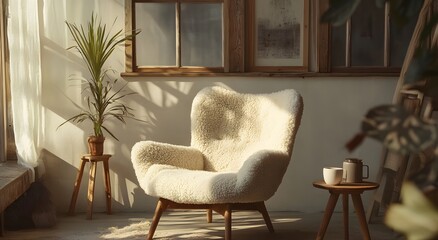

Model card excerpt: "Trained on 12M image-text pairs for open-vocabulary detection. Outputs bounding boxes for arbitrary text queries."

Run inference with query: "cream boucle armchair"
[131,86,303,240]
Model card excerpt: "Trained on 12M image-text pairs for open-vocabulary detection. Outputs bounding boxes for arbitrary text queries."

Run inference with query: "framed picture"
[247,0,309,72]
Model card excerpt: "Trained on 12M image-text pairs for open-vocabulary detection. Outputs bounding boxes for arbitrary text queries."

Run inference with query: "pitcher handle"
[363,164,369,179]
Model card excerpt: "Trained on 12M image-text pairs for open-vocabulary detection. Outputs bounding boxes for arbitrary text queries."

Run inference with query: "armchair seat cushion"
[140,149,291,204]
[144,165,239,204]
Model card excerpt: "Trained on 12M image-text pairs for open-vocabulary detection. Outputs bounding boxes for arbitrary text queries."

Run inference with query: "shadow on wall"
[39,149,80,212]
[40,149,151,213]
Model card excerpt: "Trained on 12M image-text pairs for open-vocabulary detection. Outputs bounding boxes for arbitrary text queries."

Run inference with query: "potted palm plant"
[59,14,140,156]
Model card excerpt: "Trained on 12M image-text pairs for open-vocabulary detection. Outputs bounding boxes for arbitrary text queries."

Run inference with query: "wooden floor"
[1,210,404,240]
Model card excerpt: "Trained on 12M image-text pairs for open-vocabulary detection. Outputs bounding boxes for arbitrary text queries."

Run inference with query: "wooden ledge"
[121,71,400,79]
[0,161,33,213]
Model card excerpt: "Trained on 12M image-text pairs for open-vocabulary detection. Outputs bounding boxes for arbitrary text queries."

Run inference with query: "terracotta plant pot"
[87,136,105,156]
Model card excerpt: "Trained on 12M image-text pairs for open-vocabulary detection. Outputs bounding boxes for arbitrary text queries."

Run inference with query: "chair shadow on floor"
[101,211,314,240]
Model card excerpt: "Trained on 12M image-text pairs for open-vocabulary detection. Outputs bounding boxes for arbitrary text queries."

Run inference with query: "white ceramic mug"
[323,167,343,185]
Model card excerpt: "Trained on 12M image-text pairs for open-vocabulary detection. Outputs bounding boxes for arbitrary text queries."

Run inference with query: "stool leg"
[316,192,340,240]
[103,159,112,215]
[342,193,349,240]
[87,161,98,220]
[351,193,371,240]
[68,159,86,215]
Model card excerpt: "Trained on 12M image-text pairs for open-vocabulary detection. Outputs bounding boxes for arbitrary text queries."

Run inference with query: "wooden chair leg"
[207,209,213,223]
[148,199,168,240]
[224,206,232,240]
[257,202,274,233]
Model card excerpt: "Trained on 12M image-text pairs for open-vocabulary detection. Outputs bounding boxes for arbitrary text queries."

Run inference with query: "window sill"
[121,71,400,79]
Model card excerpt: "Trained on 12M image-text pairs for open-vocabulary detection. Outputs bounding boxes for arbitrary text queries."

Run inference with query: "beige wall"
[38,0,397,213]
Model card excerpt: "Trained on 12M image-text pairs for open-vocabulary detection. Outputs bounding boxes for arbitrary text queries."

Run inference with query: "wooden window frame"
[125,0,316,77]
[126,0,247,74]
[126,0,417,77]
[0,0,16,161]
[317,0,406,74]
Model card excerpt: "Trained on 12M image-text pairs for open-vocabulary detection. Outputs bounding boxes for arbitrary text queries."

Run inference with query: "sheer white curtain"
[7,0,42,170]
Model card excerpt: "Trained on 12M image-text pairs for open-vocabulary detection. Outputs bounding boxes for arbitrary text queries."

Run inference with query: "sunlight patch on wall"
[146,82,179,108]
[111,172,138,207]
[126,178,138,208]
[42,107,86,165]
[167,81,194,95]
[164,92,178,108]
[42,0,68,46]
[112,172,124,206]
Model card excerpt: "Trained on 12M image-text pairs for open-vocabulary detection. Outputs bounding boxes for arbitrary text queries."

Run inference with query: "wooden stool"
[68,154,112,219]
[313,180,379,240]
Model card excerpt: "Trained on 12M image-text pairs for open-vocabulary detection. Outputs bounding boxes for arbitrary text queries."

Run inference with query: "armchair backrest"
[191,87,303,172]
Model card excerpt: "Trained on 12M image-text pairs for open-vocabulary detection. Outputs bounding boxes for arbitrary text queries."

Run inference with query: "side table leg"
[68,160,86,215]
[316,192,340,240]
[342,193,349,240]
[87,161,98,220]
[103,159,112,215]
[351,194,371,240]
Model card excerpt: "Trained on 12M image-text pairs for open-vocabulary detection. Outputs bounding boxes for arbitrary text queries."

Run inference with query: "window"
[126,0,421,76]
[318,0,419,74]
[127,0,230,73]
[126,0,311,75]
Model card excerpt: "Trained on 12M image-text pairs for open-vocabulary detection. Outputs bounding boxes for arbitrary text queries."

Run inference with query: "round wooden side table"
[313,180,379,240]
[68,154,112,220]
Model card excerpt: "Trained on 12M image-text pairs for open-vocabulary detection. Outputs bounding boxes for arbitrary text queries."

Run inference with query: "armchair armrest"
[236,150,290,201]
[131,141,204,176]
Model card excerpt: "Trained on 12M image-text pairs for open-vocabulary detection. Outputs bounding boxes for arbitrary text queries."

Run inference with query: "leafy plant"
[323,0,438,239]
[59,14,140,140]
[386,182,438,240]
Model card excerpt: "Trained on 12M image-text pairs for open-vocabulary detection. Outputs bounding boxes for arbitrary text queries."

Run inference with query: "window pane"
[330,23,346,67]
[389,9,417,67]
[390,13,417,67]
[180,3,223,67]
[350,1,385,66]
[135,3,176,66]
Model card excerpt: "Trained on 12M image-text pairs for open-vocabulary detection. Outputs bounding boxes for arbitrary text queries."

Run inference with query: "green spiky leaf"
[60,13,141,140]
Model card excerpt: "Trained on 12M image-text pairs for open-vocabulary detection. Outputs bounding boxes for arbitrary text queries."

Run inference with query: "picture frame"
[247,0,309,72]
